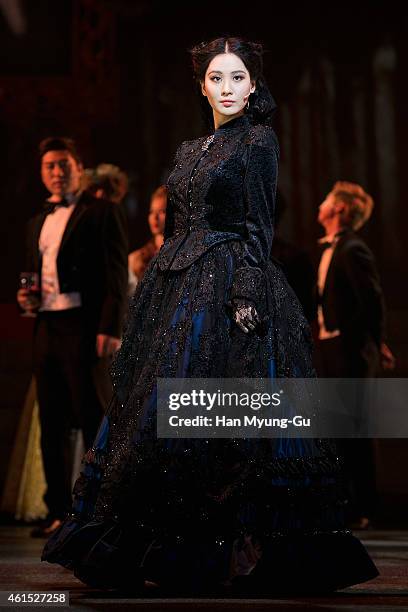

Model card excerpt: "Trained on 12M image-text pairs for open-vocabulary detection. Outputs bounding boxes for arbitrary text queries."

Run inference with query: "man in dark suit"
[316,180,394,528]
[17,137,128,536]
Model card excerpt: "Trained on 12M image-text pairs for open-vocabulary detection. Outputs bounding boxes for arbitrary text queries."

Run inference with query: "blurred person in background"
[16,137,128,537]
[83,162,129,205]
[316,180,395,529]
[128,185,167,283]
[83,163,136,295]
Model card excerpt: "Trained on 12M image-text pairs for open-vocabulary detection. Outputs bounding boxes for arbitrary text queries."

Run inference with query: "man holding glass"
[17,137,128,537]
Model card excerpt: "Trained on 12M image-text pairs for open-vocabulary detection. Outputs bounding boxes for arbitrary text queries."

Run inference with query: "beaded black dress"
[42,115,378,593]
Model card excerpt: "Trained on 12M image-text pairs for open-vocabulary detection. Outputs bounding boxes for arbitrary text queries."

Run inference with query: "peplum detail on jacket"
[158,115,279,310]
[157,228,243,271]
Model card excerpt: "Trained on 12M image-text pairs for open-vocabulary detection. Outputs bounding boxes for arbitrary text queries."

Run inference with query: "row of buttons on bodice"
[185,135,216,232]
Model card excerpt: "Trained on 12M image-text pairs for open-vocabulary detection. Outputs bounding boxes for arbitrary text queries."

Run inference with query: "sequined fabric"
[42,115,378,592]
[158,115,278,306]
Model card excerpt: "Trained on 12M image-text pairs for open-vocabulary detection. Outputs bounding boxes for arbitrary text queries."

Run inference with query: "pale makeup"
[201,52,256,129]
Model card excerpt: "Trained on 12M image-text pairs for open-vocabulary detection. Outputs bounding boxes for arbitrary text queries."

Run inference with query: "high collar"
[214,114,250,134]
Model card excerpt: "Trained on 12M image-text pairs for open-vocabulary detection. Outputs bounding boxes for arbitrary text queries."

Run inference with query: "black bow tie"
[44,197,71,213]
[319,241,333,251]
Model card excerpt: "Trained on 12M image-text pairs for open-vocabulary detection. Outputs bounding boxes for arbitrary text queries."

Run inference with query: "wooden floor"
[0,526,407,611]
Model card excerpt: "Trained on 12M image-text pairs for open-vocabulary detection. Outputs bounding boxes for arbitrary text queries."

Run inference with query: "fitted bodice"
[157,115,279,306]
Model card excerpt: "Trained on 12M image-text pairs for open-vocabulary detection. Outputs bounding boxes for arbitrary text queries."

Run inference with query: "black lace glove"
[231,298,261,334]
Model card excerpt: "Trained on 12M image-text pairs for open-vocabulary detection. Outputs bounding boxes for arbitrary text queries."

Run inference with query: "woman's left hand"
[232,298,260,333]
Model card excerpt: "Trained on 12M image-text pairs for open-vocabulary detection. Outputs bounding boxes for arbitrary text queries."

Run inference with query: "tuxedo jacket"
[320,229,385,351]
[25,190,128,339]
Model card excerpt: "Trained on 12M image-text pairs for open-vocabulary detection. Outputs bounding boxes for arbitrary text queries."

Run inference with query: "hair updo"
[190,36,277,127]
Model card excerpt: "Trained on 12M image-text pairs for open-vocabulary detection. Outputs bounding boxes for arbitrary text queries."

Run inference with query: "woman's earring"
[246,98,250,110]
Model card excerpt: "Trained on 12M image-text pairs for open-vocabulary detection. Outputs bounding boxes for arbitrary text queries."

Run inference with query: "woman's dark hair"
[190,37,276,128]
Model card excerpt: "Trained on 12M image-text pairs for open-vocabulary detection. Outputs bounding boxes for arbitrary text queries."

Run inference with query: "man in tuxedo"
[17,137,128,536]
[316,180,394,528]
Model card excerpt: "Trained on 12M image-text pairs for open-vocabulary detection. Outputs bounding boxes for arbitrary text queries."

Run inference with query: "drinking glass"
[19,272,40,317]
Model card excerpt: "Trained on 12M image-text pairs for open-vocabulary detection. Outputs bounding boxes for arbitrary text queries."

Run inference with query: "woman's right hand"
[17,288,40,312]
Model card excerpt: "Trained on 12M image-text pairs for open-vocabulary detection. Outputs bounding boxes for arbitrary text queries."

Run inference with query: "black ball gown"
[42,115,378,593]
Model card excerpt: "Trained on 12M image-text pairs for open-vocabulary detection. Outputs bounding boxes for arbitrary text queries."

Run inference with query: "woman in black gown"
[42,37,378,594]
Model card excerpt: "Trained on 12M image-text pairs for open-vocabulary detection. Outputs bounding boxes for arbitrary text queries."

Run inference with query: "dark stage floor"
[0,526,407,611]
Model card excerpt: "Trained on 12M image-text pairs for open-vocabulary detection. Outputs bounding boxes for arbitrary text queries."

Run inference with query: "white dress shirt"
[39,195,82,311]
[317,234,340,340]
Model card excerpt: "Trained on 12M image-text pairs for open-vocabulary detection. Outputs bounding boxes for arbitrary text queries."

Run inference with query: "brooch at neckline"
[201,134,215,151]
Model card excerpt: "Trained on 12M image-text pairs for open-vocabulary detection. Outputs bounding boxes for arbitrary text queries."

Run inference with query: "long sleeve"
[230,127,279,306]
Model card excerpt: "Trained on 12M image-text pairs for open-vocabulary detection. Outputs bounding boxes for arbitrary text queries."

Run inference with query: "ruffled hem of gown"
[42,515,378,594]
